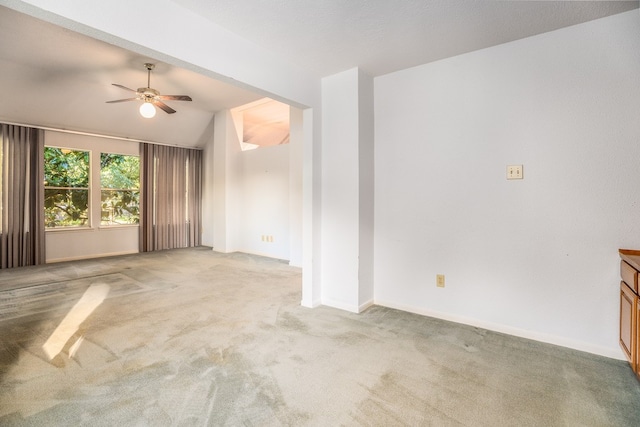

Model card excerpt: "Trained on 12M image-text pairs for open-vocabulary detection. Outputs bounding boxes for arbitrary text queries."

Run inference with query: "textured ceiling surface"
[171,0,638,77]
[0,1,637,146]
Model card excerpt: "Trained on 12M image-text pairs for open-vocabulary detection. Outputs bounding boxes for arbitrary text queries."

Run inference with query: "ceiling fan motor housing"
[138,87,160,101]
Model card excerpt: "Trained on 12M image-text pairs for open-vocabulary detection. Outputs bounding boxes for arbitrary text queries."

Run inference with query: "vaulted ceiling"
[0,5,264,147]
[0,1,636,147]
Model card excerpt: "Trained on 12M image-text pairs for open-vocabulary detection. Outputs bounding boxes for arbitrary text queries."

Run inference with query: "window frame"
[44,145,91,230]
[99,152,140,227]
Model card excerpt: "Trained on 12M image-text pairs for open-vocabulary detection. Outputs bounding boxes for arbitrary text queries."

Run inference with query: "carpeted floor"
[1,247,639,426]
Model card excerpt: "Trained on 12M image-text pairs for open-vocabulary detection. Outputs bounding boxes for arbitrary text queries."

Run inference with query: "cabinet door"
[620,281,636,365]
[635,301,640,377]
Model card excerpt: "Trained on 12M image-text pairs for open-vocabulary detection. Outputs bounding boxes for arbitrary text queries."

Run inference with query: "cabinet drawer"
[621,261,639,293]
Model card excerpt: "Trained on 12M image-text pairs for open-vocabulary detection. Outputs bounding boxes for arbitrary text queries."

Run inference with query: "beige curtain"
[139,143,202,252]
[0,123,45,268]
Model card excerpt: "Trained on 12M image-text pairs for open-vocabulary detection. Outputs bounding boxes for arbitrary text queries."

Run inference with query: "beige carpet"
[1,247,639,426]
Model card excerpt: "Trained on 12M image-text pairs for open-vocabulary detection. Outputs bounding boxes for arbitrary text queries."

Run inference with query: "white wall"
[238,145,290,260]
[374,11,640,358]
[200,117,216,247]
[44,131,139,262]
[289,107,304,268]
[208,110,295,261]
[209,110,241,253]
[321,68,375,312]
[358,70,375,309]
[321,70,361,311]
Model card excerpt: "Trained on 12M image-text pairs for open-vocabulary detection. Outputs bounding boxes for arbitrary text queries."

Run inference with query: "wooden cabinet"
[635,301,640,375]
[619,249,640,379]
[620,280,636,363]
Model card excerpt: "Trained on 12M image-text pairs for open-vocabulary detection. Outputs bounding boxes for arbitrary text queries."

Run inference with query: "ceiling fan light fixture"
[107,63,192,115]
[139,101,156,118]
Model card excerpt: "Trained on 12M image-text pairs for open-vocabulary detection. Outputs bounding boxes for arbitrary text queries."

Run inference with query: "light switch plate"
[507,165,523,180]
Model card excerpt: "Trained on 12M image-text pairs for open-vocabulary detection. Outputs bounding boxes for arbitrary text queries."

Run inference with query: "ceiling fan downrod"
[144,63,155,89]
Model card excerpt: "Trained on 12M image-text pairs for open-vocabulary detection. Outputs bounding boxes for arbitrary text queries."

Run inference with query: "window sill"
[45,226,94,233]
[98,224,139,230]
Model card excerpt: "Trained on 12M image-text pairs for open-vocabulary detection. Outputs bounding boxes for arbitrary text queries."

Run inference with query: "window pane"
[44,147,90,229]
[100,154,140,190]
[101,154,139,226]
[44,189,89,227]
[101,190,140,225]
[44,147,89,188]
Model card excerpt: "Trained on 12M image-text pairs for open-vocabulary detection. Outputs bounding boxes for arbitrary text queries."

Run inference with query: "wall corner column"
[320,68,374,312]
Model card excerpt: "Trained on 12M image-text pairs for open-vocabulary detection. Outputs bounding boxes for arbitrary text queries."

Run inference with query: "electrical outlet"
[436,274,445,288]
[507,165,523,180]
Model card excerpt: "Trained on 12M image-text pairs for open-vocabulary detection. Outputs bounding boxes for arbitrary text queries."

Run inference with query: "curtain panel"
[0,123,45,268]
[139,143,202,252]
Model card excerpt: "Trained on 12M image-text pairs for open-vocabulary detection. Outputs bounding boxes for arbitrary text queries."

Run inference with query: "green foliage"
[101,190,140,225]
[44,147,89,187]
[44,149,140,227]
[100,154,140,225]
[44,189,89,227]
[44,148,89,227]
[100,154,140,190]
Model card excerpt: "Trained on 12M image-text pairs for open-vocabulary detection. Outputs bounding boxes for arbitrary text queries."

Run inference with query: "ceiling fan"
[106,63,192,118]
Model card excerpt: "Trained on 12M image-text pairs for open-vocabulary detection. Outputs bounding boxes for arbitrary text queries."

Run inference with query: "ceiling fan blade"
[112,83,137,92]
[157,95,192,101]
[106,98,139,103]
[154,100,176,114]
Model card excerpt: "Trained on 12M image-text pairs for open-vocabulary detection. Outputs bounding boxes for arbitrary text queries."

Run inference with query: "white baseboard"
[301,298,321,309]
[289,260,303,268]
[321,298,361,314]
[374,299,625,360]
[321,298,374,314]
[358,299,375,313]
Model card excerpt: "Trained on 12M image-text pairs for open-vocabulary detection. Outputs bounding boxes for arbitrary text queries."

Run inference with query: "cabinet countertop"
[620,249,640,272]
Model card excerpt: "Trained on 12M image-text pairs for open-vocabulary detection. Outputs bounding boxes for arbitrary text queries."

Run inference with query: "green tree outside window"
[100,153,140,225]
[44,147,90,227]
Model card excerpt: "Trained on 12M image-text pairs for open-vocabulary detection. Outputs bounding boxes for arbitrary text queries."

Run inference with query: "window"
[44,147,90,228]
[100,153,140,225]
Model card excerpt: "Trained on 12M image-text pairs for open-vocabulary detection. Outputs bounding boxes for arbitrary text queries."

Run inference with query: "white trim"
[358,299,375,313]
[321,298,360,313]
[97,224,140,230]
[46,250,138,264]
[301,298,321,309]
[45,226,95,233]
[374,299,625,360]
[0,118,202,150]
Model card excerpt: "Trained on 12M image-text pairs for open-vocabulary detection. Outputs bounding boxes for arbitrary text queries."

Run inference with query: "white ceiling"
[0,1,637,147]
[173,0,638,77]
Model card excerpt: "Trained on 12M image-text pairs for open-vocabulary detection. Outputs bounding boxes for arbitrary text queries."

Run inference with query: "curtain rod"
[0,119,204,150]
